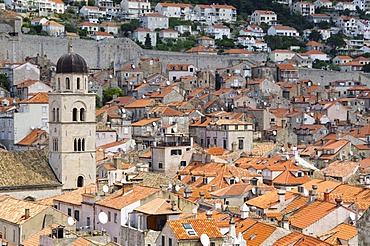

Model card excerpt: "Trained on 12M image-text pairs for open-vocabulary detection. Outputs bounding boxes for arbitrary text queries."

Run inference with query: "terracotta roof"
[158,2,193,8]
[124,99,155,108]
[16,79,39,88]
[276,64,297,71]
[255,10,276,15]
[289,201,338,229]
[222,49,253,55]
[273,170,311,186]
[93,31,113,36]
[321,160,359,179]
[212,24,229,29]
[290,179,341,195]
[167,64,194,71]
[246,190,297,209]
[273,231,331,246]
[96,186,159,210]
[131,117,161,126]
[242,221,277,246]
[134,198,181,215]
[142,13,168,18]
[19,92,49,104]
[205,147,225,156]
[0,196,48,224]
[167,219,223,240]
[186,46,217,53]
[272,25,297,31]
[53,183,97,206]
[16,129,47,146]
[212,4,236,9]
[318,223,358,244]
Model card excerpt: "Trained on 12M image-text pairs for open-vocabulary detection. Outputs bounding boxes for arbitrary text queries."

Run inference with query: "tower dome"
[56,43,88,74]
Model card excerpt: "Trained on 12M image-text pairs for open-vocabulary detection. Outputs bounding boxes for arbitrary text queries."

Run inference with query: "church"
[0,43,96,199]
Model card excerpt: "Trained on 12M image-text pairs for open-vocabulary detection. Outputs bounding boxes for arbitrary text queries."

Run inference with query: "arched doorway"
[77,176,84,187]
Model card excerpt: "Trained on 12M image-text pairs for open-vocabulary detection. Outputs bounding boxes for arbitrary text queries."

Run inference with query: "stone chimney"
[199,191,205,203]
[277,189,286,203]
[335,197,342,207]
[184,186,193,198]
[308,189,316,203]
[240,204,250,219]
[324,190,330,202]
[206,210,212,219]
[171,200,177,211]
[24,209,30,220]
[229,217,236,238]
[282,215,289,230]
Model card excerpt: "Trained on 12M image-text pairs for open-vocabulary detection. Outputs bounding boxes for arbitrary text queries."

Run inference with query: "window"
[158,163,163,169]
[203,177,208,184]
[73,108,78,121]
[108,211,111,222]
[77,176,84,187]
[66,77,70,90]
[168,238,172,246]
[74,210,80,221]
[56,108,60,122]
[3,226,6,239]
[102,133,106,139]
[53,138,58,151]
[171,149,182,155]
[191,176,196,182]
[87,217,91,227]
[238,139,244,150]
[58,78,60,90]
[80,108,85,121]
[113,237,117,243]
[42,106,47,113]
[180,161,186,166]
[68,208,72,216]
[77,77,81,89]
[114,213,117,223]
[230,179,235,184]
[223,139,227,149]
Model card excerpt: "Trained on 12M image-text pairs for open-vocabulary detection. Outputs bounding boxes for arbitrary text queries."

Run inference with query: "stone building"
[48,43,96,190]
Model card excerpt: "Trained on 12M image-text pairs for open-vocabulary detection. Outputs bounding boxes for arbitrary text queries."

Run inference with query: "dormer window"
[230,178,235,184]
[203,177,208,184]
[182,223,197,236]
[191,176,196,182]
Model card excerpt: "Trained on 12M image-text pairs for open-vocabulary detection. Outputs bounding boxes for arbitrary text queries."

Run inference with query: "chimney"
[24,209,30,219]
[308,189,316,203]
[171,200,177,211]
[277,189,286,203]
[282,215,289,230]
[335,197,342,207]
[199,191,205,203]
[240,204,250,219]
[250,177,258,186]
[336,130,342,141]
[122,182,134,194]
[184,186,193,198]
[324,190,330,202]
[113,157,121,170]
[229,217,236,238]
[206,210,212,219]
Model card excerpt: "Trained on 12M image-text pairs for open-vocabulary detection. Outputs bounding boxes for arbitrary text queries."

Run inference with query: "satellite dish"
[200,234,210,246]
[166,80,171,86]
[143,80,146,83]
[350,212,356,220]
[109,74,113,79]
[98,212,108,224]
[152,122,157,127]
[235,177,240,183]
[102,185,109,193]
[67,217,75,226]
[142,95,146,98]
[131,64,136,69]
[168,183,173,189]
[350,151,353,156]
[175,185,180,192]
[272,130,277,136]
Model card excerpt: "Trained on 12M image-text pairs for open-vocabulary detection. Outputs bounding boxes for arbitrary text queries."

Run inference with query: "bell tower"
[48,42,96,190]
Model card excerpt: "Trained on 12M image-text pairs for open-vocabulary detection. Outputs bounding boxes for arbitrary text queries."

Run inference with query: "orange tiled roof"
[321,160,359,179]
[273,231,331,246]
[243,221,276,246]
[19,92,48,104]
[124,98,155,108]
[273,170,310,186]
[167,219,223,240]
[134,198,181,215]
[16,129,47,146]
[318,223,358,244]
[96,186,159,210]
[131,117,160,126]
[246,190,297,209]
[53,183,97,206]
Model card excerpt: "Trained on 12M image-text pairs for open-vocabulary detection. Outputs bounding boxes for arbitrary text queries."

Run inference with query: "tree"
[0,74,9,90]
[102,88,124,103]
[144,33,152,49]
[308,30,322,42]
[362,63,370,73]
[326,35,346,55]
[120,19,139,37]
[95,95,102,109]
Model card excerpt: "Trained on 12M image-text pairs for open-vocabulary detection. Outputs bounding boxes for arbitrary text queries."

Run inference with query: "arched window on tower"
[74,139,77,151]
[82,138,85,151]
[53,138,58,151]
[77,78,81,90]
[66,78,70,90]
[78,138,81,151]
[72,108,78,121]
[77,176,84,187]
[58,78,60,91]
[80,108,85,121]
[56,108,60,122]
[52,108,56,122]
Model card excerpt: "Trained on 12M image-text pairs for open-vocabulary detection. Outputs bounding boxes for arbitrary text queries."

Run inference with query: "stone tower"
[48,43,96,190]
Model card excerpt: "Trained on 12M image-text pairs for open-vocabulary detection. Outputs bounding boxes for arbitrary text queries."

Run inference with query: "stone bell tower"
[48,42,96,190]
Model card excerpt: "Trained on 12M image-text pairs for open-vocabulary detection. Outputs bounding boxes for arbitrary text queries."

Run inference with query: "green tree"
[326,35,346,55]
[120,19,139,36]
[88,0,95,5]
[144,33,152,49]
[103,88,124,103]
[362,63,370,72]
[0,74,10,90]
[95,95,102,109]
[308,30,322,42]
